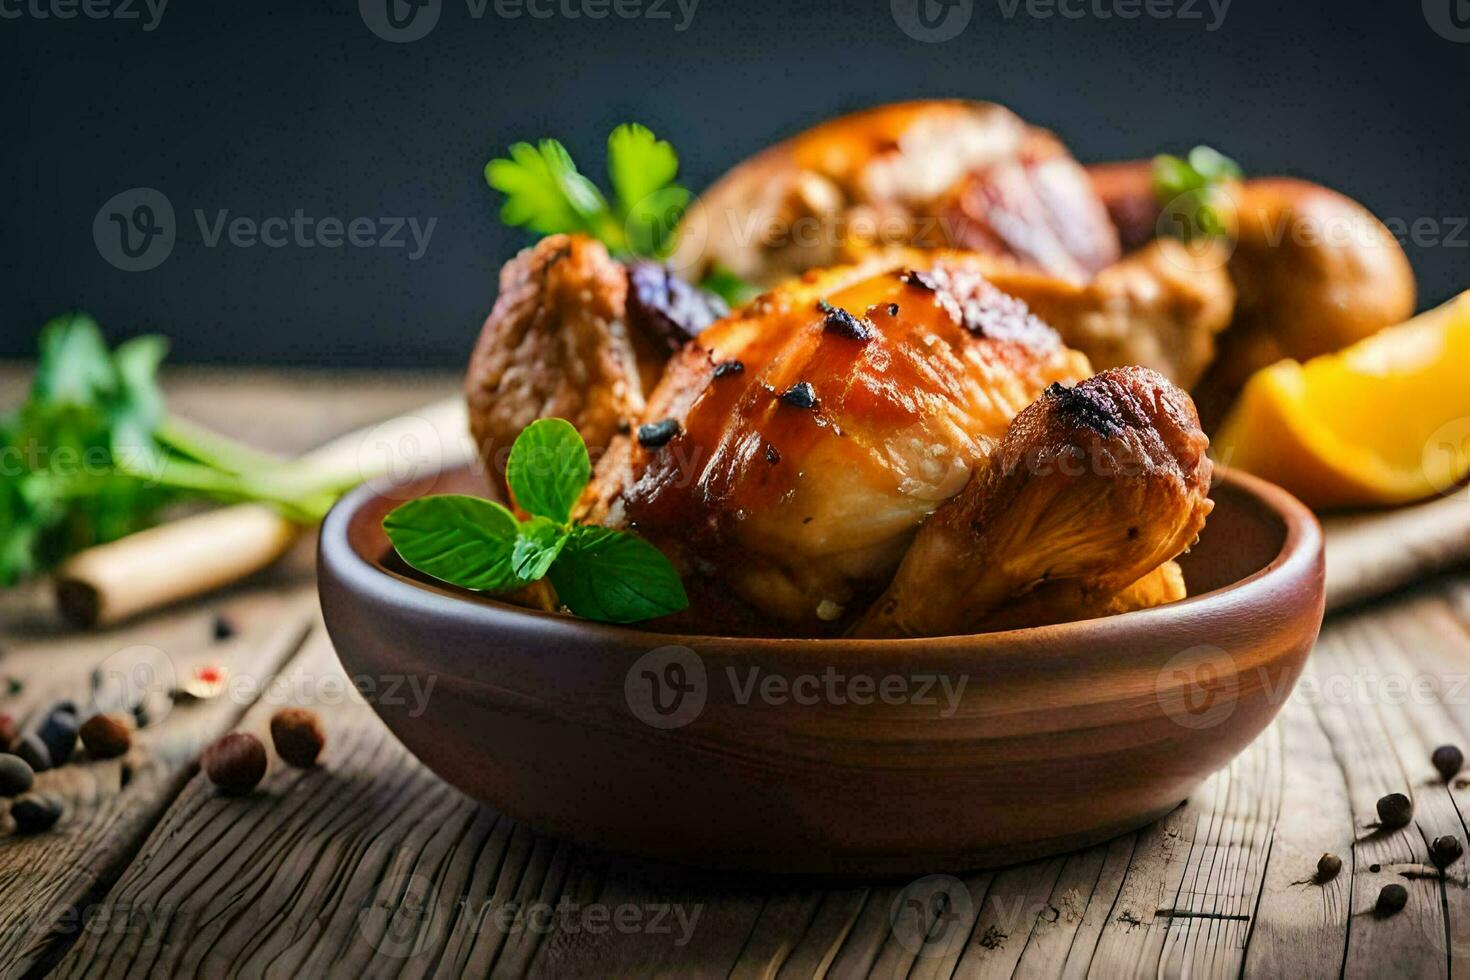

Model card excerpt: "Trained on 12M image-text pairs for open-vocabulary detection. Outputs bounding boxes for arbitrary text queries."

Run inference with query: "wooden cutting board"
[1324,489,1470,609]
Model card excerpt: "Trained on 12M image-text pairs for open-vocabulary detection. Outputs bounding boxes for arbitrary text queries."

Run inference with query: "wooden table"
[3,369,1470,979]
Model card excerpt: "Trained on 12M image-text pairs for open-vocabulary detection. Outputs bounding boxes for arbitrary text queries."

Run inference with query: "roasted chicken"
[606,251,1094,631]
[466,234,724,497]
[672,100,1239,386]
[673,101,1120,287]
[855,368,1213,638]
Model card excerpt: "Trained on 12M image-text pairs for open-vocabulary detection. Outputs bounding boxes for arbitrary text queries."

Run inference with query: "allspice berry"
[269,709,325,769]
[79,714,132,760]
[201,732,267,796]
[1315,852,1342,884]
[1375,883,1409,917]
[1376,792,1413,830]
[0,756,34,797]
[1433,745,1464,782]
[11,794,62,833]
[1431,835,1464,870]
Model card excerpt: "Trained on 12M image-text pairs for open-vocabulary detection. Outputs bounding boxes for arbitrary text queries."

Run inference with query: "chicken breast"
[855,367,1212,638]
[608,252,1093,631]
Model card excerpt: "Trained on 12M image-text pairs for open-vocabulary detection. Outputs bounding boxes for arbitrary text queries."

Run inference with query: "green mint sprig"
[381,418,688,624]
[1153,145,1242,242]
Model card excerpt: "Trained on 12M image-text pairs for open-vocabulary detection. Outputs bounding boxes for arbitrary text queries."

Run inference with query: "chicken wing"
[854,367,1212,638]
[607,252,1093,631]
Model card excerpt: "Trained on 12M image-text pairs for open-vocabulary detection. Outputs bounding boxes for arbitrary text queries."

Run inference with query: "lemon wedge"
[1214,291,1470,510]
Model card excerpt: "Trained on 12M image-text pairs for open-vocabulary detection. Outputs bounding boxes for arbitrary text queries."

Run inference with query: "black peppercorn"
[1433,744,1463,782]
[1375,883,1408,917]
[38,710,78,767]
[14,734,50,774]
[711,359,744,379]
[1314,852,1342,884]
[0,756,33,797]
[212,614,236,642]
[1431,835,1464,870]
[1376,792,1413,830]
[11,794,62,834]
[765,444,780,464]
[822,307,872,341]
[636,419,680,450]
[779,382,817,410]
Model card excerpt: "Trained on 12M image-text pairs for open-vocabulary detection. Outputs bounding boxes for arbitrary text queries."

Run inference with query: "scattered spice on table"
[202,732,266,795]
[1433,744,1463,782]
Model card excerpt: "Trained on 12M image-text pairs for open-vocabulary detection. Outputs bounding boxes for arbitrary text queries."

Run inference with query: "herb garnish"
[484,124,759,306]
[382,418,688,624]
[485,123,691,260]
[1153,145,1242,241]
[1,314,359,585]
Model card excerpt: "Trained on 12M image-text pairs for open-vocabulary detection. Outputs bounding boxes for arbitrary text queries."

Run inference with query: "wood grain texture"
[8,370,1470,977]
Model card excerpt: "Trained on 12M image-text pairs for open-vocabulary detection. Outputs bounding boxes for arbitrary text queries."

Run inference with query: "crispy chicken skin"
[467,235,646,495]
[854,367,1212,638]
[674,101,1120,288]
[609,253,1093,630]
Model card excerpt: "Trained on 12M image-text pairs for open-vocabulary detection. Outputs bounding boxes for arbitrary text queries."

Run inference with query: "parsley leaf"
[1153,145,1242,241]
[485,139,610,238]
[485,124,689,260]
[506,417,590,524]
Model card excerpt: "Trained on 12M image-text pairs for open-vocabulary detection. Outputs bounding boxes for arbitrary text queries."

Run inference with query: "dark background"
[3,0,1466,367]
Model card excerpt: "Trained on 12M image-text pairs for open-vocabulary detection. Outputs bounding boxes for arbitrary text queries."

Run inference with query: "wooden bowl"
[319,465,1324,875]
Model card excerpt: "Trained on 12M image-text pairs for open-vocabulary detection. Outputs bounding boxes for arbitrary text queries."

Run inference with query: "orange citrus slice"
[1214,291,1470,510]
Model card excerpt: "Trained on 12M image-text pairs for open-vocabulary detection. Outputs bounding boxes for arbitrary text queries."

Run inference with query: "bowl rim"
[320,463,1323,655]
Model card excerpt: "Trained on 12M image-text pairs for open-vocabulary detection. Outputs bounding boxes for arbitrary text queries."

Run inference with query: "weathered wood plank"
[1239,663,1353,980]
[1309,614,1448,980]
[0,585,316,977]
